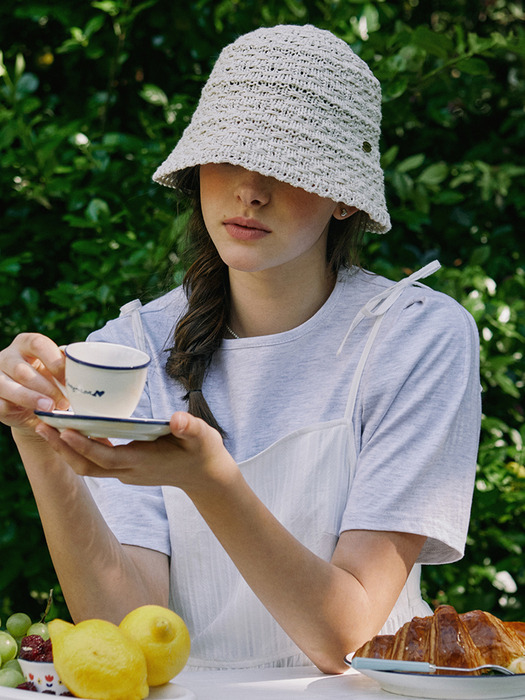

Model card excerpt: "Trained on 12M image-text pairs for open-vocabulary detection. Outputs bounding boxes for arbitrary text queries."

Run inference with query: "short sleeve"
[340,287,481,564]
[82,313,171,557]
[84,477,171,556]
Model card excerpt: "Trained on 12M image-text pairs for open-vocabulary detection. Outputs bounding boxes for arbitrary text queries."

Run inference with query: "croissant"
[354,604,525,675]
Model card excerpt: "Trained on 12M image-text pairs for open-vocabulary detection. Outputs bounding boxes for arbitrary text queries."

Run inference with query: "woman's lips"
[223,217,271,240]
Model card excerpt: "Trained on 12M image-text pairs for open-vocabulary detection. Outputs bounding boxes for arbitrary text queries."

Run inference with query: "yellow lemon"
[119,605,191,686]
[48,618,149,700]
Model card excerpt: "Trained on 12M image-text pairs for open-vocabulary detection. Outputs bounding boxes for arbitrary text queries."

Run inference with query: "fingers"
[169,411,220,445]
[0,333,68,417]
[0,372,61,412]
[12,333,65,380]
[36,412,219,476]
[168,412,234,486]
[0,396,34,426]
[36,424,177,484]
[169,411,228,464]
[34,411,235,490]
[35,424,116,478]
[58,428,112,460]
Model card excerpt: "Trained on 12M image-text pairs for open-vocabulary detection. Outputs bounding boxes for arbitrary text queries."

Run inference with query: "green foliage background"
[1,0,524,622]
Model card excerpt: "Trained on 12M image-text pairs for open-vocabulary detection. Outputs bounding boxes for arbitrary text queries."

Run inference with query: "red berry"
[19,634,47,661]
[17,681,38,692]
[35,637,53,662]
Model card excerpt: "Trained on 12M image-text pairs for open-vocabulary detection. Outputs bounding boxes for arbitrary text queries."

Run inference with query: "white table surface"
[171,667,394,699]
[0,668,389,700]
[2,664,520,700]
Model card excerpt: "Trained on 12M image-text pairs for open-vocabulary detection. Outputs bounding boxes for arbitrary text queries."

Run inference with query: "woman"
[0,25,481,673]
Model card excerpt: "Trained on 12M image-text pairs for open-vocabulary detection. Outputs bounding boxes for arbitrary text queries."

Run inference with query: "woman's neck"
[227,264,336,338]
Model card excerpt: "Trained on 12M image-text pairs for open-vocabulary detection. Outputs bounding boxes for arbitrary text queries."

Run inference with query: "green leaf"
[397,153,425,173]
[432,190,464,205]
[470,246,492,266]
[391,171,414,200]
[86,198,111,223]
[418,162,448,186]
[91,1,120,15]
[14,53,25,80]
[383,76,408,101]
[412,26,454,60]
[413,183,430,213]
[467,32,498,54]
[0,122,18,149]
[380,145,399,169]
[140,84,168,106]
[71,26,86,42]
[63,215,97,229]
[0,257,22,275]
[84,14,106,37]
[456,57,490,76]
[71,240,100,255]
[102,132,143,150]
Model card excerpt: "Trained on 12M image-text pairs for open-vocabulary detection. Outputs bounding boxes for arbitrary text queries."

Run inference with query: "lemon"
[48,618,149,700]
[119,605,191,686]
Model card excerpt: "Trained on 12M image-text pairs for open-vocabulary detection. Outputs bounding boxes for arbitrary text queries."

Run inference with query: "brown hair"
[165,167,367,436]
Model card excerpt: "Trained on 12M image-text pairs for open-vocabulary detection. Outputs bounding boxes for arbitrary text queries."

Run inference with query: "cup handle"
[53,345,67,395]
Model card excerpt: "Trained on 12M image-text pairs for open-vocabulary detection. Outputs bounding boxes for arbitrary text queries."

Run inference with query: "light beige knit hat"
[153,24,391,233]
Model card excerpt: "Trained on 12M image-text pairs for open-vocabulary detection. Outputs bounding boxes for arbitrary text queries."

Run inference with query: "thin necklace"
[226,324,240,339]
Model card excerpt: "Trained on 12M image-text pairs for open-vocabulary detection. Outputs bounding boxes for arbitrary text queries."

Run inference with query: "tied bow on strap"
[337,260,441,356]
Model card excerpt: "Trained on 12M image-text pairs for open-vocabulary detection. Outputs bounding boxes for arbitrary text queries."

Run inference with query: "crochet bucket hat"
[153,24,391,233]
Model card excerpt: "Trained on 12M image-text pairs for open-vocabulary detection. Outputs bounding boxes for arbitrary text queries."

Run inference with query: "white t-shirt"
[86,265,480,559]
[84,264,481,663]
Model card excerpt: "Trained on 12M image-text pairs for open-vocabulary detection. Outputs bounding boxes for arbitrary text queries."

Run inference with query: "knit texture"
[153,24,391,233]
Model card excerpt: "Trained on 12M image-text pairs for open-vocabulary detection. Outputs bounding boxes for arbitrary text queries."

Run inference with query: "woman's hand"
[0,333,69,434]
[35,411,239,494]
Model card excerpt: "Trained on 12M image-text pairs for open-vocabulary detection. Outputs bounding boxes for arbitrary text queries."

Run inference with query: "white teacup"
[61,342,150,418]
[18,659,65,694]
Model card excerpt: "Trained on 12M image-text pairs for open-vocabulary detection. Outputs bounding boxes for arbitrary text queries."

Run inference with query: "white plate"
[355,667,525,699]
[34,410,171,441]
[0,681,195,700]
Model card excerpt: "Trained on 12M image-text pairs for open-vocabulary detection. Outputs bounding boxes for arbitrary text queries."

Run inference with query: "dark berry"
[19,634,46,661]
[35,637,53,662]
[17,681,38,691]
[19,634,54,662]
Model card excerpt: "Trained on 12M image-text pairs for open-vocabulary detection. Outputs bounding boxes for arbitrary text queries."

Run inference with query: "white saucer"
[34,410,171,441]
[353,667,525,699]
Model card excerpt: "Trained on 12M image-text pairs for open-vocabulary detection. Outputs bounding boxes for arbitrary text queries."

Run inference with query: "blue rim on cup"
[60,342,151,418]
[64,342,150,370]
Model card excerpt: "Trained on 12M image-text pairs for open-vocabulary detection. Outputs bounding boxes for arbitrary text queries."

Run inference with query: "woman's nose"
[234,169,271,208]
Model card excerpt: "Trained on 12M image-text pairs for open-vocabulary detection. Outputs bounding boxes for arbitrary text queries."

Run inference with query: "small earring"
[340,208,348,218]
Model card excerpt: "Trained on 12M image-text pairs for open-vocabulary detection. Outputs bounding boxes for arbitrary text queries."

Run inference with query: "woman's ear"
[333,204,358,221]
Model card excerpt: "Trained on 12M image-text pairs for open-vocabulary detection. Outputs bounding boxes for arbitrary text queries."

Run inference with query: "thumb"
[169,411,211,442]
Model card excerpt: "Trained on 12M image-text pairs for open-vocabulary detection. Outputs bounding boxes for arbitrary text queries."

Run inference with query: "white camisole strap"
[119,298,148,353]
[342,260,441,420]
